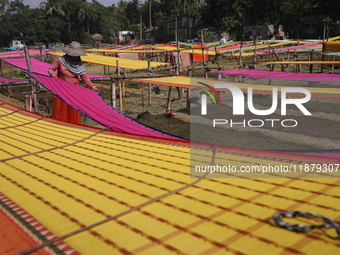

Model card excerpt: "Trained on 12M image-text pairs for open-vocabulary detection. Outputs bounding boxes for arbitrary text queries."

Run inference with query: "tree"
[322,17,332,40]
[61,0,88,42]
[77,2,98,34]
[280,0,311,39]
[41,0,65,16]
[0,0,9,15]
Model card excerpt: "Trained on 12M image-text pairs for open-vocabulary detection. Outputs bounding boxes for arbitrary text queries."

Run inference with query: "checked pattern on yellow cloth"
[132,76,340,98]
[0,101,339,255]
[48,52,169,70]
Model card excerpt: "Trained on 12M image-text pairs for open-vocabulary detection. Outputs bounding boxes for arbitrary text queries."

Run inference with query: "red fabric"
[48,58,94,124]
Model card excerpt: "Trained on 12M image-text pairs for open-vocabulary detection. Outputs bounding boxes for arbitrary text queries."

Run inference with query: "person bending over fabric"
[48,41,99,124]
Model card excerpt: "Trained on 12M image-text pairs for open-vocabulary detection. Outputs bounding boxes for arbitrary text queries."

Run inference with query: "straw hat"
[62,41,87,56]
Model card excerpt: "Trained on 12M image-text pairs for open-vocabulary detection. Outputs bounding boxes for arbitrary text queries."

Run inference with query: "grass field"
[1,51,340,151]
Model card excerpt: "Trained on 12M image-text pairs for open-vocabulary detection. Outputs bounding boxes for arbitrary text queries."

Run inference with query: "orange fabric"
[0,210,49,255]
[322,42,340,61]
[192,53,209,62]
[51,96,81,124]
[48,57,93,124]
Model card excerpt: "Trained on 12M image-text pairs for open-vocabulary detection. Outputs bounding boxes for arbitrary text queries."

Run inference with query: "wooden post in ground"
[238,41,243,67]
[298,53,302,72]
[281,52,285,71]
[200,30,208,78]
[39,47,43,61]
[148,60,152,105]
[103,53,106,75]
[253,37,257,68]
[116,60,123,112]
[309,49,314,73]
[271,47,275,71]
[188,67,193,77]
[141,82,145,110]
[186,70,192,110]
[111,77,116,108]
[122,79,126,113]
[24,47,39,113]
[186,86,190,110]
[25,94,30,110]
[215,47,222,80]
[118,80,122,112]
[166,86,173,113]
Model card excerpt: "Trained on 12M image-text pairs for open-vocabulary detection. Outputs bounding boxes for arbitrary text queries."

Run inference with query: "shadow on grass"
[136,113,190,140]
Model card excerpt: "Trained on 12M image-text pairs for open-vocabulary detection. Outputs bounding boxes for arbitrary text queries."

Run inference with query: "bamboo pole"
[200,30,208,78]
[141,82,145,110]
[309,49,314,73]
[253,37,257,68]
[281,52,285,71]
[148,60,152,105]
[39,47,43,61]
[24,47,39,113]
[103,53,106,75]
[187,67,192,110]
[116,60,123,112]
[122,79,126,112]
[238,41,243,67]
[111,77,116,108]
[166,86,173,113]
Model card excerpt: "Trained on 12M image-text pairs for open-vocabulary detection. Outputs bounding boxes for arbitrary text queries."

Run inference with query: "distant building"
[10,39,26,49]
[144,27,155,44]
[118,31,135,42]
[90,33,103,47]
[157,16,197,42]
[243,25,285,40]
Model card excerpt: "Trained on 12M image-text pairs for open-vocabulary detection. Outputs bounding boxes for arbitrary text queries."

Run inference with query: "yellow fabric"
[1,102,340,255]
[132,76,340,96]
[328,35,340,41]
[264,61,340,65]
[150,45,178,51]
[48,52,169,70]
[85,49,168,53]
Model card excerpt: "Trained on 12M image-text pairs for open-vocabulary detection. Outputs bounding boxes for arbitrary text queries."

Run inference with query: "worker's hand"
[92,86,99,92]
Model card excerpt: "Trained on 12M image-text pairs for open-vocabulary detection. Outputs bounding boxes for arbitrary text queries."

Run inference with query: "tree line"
[0,0,339,47]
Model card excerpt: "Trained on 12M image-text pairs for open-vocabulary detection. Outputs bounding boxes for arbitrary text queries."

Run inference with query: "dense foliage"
[0,0,339,47]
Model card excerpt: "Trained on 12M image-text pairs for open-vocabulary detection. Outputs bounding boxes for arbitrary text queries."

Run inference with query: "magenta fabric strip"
[212,69,340,82]
[0,77,27,83]
[1,58,107,79]
[29,73,183,140]
[0,49,50,58]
